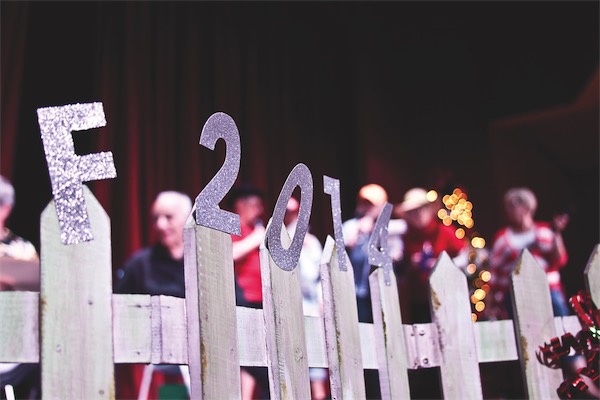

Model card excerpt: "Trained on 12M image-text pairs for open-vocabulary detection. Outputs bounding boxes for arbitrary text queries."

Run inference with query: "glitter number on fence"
[265,163,314,271]
[323,175,348,271]
[194,112,242,236]
[37,102,117,245]
[368,202,394,285]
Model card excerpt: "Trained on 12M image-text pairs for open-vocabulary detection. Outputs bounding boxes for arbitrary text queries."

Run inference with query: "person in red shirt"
[228,184,269,400]
[395,187,468,324]
[394,187,469,399]
[229,184,266,308]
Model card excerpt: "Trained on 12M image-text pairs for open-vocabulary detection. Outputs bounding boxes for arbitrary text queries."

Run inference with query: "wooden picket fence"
[1,187,599,399]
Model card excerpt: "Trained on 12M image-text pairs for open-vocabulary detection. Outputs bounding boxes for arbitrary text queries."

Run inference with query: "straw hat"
[396,187,433,213]
[357,184,388,206]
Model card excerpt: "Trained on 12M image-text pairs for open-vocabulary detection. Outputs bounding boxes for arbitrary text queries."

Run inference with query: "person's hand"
[357,216,375,234]
[552,213,569,233]
[249,224,266,246]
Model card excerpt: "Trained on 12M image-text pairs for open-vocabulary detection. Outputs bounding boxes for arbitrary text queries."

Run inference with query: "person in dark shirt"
[114,190,192,399]
[115,191,192,298]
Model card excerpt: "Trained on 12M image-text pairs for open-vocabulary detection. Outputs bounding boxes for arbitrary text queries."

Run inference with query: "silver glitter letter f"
[37,102,117,245]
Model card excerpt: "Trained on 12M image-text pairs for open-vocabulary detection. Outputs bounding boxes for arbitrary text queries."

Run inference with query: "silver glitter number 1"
[37,102,117,245]
[194,112,241,236]
[323,175,348,271]
[368,202,393,285]
[266,163,313,271]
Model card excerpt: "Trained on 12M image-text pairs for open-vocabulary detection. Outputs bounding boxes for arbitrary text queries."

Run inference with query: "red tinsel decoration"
[536,290,599,399]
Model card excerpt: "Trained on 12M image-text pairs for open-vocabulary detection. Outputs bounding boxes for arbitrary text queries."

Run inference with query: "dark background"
[1,1,598,298]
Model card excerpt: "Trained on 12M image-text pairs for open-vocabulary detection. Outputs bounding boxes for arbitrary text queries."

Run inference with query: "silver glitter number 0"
[368,202,394,285]
[323,176,348,271]
[266,163,313,271]
[194,112,241,236]
[37,102,117,245]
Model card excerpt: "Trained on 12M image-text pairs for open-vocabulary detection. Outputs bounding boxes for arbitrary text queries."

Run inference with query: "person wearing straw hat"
[395,187,468,324]
[342,183,405,323]
[394,187,469,399]
[342,183,405,400]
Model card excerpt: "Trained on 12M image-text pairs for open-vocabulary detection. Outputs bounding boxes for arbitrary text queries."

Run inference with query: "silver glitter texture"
[368,202,393,285]
[323,175,348,271]
[194,112,241,236]
[266,163,313,271]
[37,102,116,245]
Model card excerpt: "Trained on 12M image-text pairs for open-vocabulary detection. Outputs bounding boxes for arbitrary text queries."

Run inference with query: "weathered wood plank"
[473,319,518,363]
[260,223,311,399]
[584,244,600,306]
[153,295,188,364]
[237,306,267,366]
[112,294,152,363]
[184,219,240,399]
[511,249,562,399]
[411,323,442,369]
[359,323,378,369]
[430,252,483,399]
[0,291,39,362]
[40,186,115,399]
[304,315,328,368]
[320,236,366,399]
[370,267,411,399]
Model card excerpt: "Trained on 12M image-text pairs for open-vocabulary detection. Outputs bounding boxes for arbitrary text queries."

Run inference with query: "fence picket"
[39,186,115,399]
[184,219,240,399]
[260,223,311,399]
[320,236,366,399]
[1,183,598,399]
[429,251,483,399]
[511,249,563,399]
[584,244,600,305]
[370,267,411,399]
[0,291,38,362]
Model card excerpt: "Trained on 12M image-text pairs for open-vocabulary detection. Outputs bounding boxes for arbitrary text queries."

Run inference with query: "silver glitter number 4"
[266,163,313,271]
[194,112,241,236]
[368,202,393,285]
[323,175,348,271]
[37,102,117,245]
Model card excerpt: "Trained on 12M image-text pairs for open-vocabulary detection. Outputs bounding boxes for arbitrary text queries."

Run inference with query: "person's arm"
[342,217,374,248]
[232,225,265,261]
[550,213,569,269]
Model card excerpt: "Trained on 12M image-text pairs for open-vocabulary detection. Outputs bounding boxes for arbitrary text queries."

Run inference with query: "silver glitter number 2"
[323,175,348,271]
[194,112,241,236]
[266,163,313,271]
[368,202,393,285]
[37,102,117,245]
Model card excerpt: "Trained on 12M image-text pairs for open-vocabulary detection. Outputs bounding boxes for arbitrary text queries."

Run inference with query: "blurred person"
[395,187,469,400]
[284,197,328,400]
[0,175,40,400]
[115,191,192,298]
[114,190,192,399]
[395,187,469,324]
[488,187,570,319]
[342,183,405,324]
[342,183,405,400]
[228,184,270,400]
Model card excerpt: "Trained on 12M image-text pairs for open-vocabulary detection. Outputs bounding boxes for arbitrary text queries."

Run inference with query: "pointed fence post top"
[320,235,335,267]
[41,185,110,246]
[512,248,549,283]
[584,244,600,306]
[430,251,465,285]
